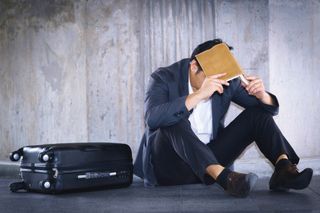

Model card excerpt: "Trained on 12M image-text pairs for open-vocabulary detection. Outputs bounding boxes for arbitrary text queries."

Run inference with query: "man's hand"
[243,75,274,105]
[197,73,230,100]
[243,75,267,100]
[185,73,229,110]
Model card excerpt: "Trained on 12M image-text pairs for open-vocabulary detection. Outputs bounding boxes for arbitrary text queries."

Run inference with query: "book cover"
[195,43,245,82]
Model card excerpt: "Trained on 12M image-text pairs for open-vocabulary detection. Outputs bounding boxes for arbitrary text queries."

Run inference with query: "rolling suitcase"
[9,142,133,193]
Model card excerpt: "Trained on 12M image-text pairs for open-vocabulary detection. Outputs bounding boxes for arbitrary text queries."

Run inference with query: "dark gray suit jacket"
[134,58,279,187]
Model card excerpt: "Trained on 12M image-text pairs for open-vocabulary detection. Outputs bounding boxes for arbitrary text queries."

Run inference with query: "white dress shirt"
[188,75,213,144]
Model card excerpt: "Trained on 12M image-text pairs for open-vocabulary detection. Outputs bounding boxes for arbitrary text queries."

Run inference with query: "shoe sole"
[234,173,258,198]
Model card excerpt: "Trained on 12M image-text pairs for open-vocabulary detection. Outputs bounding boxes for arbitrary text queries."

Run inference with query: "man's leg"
[151,118,258,197]
[151,119,218,185]
[207,107,312,191]
[152,132,201,185]
[208,107,299,167]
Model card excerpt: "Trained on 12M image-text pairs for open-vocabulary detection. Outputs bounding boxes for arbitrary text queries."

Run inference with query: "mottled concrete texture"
[0,0,88,159]
[269,0,320,158]
[0,0,319,175]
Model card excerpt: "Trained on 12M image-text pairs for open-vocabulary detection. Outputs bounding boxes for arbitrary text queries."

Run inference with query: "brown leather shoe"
[226,172,258,198]
[269,164,313,191]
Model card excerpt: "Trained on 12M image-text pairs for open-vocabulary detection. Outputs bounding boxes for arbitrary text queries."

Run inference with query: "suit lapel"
[211,93,222,139]
[177,58,222,138]
[179,60,189,96]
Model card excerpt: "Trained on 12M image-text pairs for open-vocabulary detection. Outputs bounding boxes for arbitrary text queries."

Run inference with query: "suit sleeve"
[144,74,191,130]
[231,79,279,116]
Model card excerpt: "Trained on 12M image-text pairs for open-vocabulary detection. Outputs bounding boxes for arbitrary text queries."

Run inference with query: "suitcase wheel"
[9,151,21,161]
[43,181,51,189]
[9,181,27,192]
[40,180,53,191]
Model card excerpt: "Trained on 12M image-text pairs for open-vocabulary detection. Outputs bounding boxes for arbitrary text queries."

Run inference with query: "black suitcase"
[9,142,133,193]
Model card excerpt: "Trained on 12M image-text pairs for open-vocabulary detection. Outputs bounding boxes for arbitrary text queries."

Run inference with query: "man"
[134,39,313,197]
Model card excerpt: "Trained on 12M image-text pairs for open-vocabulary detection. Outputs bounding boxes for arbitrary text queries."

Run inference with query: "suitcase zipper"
[20,163,132,178]
[20,159,131,169]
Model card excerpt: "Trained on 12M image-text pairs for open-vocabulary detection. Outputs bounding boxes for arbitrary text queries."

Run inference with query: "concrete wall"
[85,0,143,156]
[215,0,269,161]
[269,0,320,157]
[0,0,319,175]
[0,0,88,158]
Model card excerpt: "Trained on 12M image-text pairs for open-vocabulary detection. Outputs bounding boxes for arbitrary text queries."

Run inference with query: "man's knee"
[159,119,192,135]
[242,107,272,120]
[154,120,190,151]
[240,108,276,132]
[157,118,203,152]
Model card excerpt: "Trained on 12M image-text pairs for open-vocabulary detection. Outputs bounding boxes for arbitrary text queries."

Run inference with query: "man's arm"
[145,72,229,129]
[232,76,279,116]
[185,73,229,110]
[259,92,275,106]
[244,75,276,106]
[144,74,191,130]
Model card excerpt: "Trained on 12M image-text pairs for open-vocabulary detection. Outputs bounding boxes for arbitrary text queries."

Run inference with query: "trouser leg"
[207,107,300,168]
[151,119,218,185]
[152,107,300,186]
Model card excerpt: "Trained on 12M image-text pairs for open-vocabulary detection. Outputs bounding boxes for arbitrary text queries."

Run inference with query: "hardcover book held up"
[195,43,249,85]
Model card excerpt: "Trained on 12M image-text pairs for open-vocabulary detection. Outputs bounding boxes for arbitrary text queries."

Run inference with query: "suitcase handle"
[81,145,106,152]
[9,181,27,192]
[82,147,102,152]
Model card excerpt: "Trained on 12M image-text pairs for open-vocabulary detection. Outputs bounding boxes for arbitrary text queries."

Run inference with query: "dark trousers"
[151,107,299,186]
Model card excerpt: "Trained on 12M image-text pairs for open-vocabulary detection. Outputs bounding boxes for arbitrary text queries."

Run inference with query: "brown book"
[195,43,248,84]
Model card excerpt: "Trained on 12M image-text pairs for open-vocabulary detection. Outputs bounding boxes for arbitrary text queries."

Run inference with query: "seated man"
[133,39,313,197]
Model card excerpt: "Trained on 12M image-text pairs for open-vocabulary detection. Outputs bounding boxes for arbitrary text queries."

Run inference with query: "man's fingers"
[249,83,262,94]
[207,73,229,86]
[212,79,229,86]
[246,79,262,91]
[252,87,264,95]
[208,73,227,79]
[241,74,266,96]
[221,80,230,86]
[247,80,261,90]
[246,78,260,85]
[215,83,224,94]
[218,80,230,86]
[246,75,258,81]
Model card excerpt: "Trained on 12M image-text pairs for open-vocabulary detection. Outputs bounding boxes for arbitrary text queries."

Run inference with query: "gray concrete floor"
[0,176,319,213]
